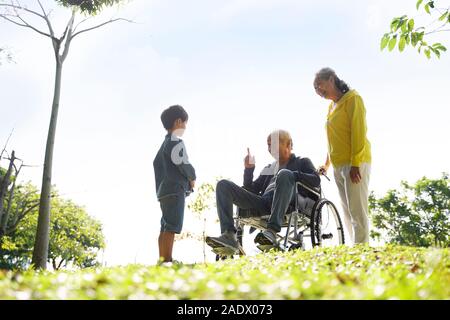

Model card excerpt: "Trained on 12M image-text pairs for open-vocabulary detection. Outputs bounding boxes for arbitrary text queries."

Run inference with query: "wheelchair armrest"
[296,181,320,198]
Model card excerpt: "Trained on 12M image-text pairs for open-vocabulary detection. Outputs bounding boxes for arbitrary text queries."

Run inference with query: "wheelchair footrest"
[211,244,246,257]
[256,244,280,252]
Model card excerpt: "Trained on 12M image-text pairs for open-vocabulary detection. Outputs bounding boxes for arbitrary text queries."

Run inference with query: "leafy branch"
[381,0,449,59]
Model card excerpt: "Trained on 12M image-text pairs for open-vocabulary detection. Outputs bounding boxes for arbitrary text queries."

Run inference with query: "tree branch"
[0,3,45,19]
[6,201,40,235]
[36,0,59,52]
[425,27,450,35]
[0,128,13,161]
[73,16,92,34]
[61,10,75,62]
[57,258,65,270]
[70,18,133,40]
[0,3,55,39]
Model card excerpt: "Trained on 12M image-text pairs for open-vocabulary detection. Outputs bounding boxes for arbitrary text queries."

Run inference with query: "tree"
[381,0,449,59]
[0,146,40,240]
[0,0,130,269]
[369,173,450,247]
[0,186,105,270]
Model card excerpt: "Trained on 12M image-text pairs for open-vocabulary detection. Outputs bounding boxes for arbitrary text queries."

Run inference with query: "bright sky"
[1,0,449,266]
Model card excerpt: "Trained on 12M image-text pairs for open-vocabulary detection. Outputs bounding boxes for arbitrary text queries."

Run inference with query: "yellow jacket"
[326,90,371,168]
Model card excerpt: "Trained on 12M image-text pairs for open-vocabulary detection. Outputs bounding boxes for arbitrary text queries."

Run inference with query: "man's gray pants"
[216,169,296,234]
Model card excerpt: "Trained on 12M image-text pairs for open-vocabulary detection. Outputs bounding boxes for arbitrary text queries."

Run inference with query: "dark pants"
[216,169,296,233]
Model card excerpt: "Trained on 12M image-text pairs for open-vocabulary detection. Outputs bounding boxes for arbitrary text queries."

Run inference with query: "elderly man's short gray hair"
[267,129,293,148]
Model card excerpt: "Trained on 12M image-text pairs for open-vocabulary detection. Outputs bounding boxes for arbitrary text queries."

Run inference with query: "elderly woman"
[313,67,372,244]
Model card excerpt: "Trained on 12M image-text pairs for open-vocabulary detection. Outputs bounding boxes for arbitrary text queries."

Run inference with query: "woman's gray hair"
[315,67,350,94]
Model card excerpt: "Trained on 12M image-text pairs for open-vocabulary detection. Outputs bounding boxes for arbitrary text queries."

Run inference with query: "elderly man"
[206,129,320,255]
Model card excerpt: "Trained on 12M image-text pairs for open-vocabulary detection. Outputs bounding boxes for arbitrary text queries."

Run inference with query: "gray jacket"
[153,133,196,200]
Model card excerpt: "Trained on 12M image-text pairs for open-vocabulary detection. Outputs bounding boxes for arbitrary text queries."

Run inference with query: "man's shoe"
[254,229,278,248]
[205,231,239,255]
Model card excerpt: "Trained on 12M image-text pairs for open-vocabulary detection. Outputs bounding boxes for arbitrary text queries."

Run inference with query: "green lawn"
[0,244,448,299]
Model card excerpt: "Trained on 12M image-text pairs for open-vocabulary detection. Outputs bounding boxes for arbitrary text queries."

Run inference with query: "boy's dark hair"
[160,105,189,130]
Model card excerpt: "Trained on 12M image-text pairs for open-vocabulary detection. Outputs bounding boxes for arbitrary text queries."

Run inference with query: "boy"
[153,105,196,263]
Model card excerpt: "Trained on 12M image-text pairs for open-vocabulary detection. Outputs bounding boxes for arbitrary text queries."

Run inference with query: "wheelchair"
[214,176,345,260]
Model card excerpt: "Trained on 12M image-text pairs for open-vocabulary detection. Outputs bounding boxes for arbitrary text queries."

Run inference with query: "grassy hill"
[0,244,448,299]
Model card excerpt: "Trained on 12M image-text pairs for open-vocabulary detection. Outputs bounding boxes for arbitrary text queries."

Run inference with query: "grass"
[0,244,449,299]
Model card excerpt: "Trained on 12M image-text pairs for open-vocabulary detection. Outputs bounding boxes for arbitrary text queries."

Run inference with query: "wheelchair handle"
[317,168,331,181]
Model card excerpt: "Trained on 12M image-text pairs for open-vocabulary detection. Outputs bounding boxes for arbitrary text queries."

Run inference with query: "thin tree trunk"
[1,174,16,235]
[32,60,63,270]
[0,151,15,236]
[203,217,206,263]
[57,258,65,270]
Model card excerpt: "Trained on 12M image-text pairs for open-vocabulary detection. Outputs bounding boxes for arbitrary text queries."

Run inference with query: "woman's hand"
[349,166,361,184]
[318,154,331,176]
[318,164,329,175]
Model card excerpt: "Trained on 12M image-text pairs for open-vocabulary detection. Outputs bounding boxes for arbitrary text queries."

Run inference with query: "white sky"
[1,0,449,266]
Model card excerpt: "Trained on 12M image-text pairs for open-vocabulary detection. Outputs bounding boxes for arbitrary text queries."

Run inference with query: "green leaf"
[56,0,124,15]
[425,48,431,59]
[416,0,423,10]
[408,19,415,32]
[411,33,418,47]
[432,44,447,52]
[399,36,406,52]
[438,11,448,21]
[434,49,441,59]
[390,18,399,32]
[388,37,397,51]
[401,21,408,33]
[424,3,431,14]
[380,35,389,50]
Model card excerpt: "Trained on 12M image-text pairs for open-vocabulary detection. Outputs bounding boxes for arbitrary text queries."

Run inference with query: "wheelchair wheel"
[310,199,345,247]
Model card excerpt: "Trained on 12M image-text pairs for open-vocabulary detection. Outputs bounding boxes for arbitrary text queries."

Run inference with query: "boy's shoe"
[157,259,183,266]
[254,229,279,249]
[205,231,239,255]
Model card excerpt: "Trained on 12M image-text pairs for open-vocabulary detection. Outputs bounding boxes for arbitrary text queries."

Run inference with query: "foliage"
[0,47,13,65]
[56,0,126,15]
[369,173,450,247]
[381,0,449,59]
[0,187,105,270]
[0,245,448,299]
[183,182,218,262]
[1,182,40,234]
[188,182,216,217]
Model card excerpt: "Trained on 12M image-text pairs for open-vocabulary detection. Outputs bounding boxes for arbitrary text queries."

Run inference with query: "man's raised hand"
[244,147,255,169]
